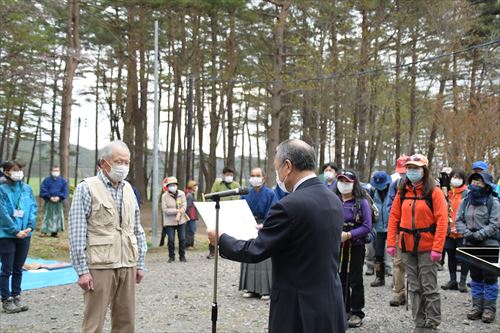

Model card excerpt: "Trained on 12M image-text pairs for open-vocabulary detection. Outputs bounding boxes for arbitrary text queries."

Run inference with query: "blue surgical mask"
[406,168,423,183]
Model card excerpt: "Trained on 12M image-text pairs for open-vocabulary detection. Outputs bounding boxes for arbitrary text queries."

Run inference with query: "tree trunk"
[208,13,220,187]
[125,5,139,181]
[11,103,27,160]
[394,0,402,159]
[427,62,448,169]
[407,24,419,155]
[266,1,290,186]
[226,10,237,170]
[59,0,80,178]
[330,1,342,166]
[94,48,101,172]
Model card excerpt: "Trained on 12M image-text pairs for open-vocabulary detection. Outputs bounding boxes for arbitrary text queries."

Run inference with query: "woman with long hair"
[386,154,448,332]
[334,169,372,328]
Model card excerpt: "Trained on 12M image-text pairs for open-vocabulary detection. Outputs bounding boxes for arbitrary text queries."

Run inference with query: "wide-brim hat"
[164,176,178,186]
[405,154,429,167]
[468,172,495,189]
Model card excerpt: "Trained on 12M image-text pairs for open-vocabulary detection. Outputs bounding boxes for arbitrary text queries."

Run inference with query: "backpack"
[354,190,379,244]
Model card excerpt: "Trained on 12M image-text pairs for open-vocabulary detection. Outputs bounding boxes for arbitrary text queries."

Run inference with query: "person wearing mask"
[441,169,469,293]
[208,139,347,333]
[207,166,240,259]
[184,180,198,249]
[321,162,338,191]
[335,169,372,328]
[240,167,277,300]
[39,166,68,237]
[0,161,37,313]
[455,172,499,324]
[386,154,408,307]
[369,171,392,287]
[387,154,448,333]
[69,141,147,332]
[161,177,188,262]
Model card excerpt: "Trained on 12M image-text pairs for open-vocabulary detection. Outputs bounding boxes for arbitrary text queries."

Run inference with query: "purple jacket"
[341,197,372,246]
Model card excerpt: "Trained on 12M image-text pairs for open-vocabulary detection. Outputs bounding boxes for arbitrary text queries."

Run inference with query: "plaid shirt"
[68,171,147,275]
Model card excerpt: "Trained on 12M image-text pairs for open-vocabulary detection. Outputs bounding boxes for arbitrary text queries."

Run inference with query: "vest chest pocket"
[86,235,119,265]
[91,203,115,226]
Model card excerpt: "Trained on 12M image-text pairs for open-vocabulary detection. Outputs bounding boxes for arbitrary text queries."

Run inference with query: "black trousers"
[339,242,365,318]
[0,237,31,301]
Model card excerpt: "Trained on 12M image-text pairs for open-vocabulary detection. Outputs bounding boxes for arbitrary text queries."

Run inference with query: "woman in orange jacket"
[441,169,469,292]
[386,154,448,333]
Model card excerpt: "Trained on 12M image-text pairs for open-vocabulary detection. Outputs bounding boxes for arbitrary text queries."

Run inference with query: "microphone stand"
[211,195,221,333]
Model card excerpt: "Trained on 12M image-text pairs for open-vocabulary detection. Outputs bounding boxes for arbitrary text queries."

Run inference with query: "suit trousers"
[83,267,136,333]
[402,252,441,327]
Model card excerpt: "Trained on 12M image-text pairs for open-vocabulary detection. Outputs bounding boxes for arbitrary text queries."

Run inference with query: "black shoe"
[370,277,385,287]
[458,282,468,293]
[441,281,458,290]
[168,257,174,263]
[180,257,187,262]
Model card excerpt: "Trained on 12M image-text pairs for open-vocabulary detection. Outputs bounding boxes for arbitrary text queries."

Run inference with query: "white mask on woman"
[9,171,24,182]
[450,178,463,188]
[337,182,354,194]
[168,185,178,193]
[249,177,263,188]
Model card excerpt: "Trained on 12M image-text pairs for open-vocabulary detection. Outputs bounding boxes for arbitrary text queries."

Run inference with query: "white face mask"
[324,171,335,180]
[224,175,234,183]
[249,177,263,188]
[450,178,463,188]
[105,160,129,182]
[51,171,60,178]
[275,165,290,194]
[337,182,354,194]
[9,171,24,182]
[168,185,178,193]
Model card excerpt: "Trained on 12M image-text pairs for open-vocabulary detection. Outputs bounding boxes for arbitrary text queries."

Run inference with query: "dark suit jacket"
[219,177,347,333]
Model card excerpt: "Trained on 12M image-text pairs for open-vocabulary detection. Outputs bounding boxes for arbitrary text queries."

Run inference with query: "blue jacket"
[242,185,278,222]
[0,181,38,238]
[372,189,390,232]
[40,176,68,201]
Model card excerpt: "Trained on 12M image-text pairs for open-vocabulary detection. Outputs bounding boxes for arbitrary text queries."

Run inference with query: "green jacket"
[210,179,240,201]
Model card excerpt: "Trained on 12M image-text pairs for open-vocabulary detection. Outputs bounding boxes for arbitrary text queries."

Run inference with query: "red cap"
[395,155,409,173]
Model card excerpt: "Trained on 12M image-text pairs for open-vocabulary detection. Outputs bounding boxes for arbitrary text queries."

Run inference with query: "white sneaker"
[242,292,255,298]
[260,295,270,300]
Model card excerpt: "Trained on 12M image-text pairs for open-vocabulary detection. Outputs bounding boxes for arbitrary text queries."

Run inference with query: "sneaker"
[458,282,468,293]
[441,281,458,290]
[467,308,482,320]
[482,309,495,323]
[242,292,256,298]
[2,297,21,314]
[168,257,175,263]
[365,267,374,276]
[179,257,187,262]
[260,295,270,300]
[13,296,28,312]
[348,314,363,328]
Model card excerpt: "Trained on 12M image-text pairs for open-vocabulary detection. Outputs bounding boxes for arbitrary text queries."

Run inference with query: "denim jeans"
[185,219,197,247]
[166,224,186,259]
[0,237,31,301]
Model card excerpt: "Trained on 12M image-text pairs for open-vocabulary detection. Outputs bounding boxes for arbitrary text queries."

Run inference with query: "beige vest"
[85,176,139,270]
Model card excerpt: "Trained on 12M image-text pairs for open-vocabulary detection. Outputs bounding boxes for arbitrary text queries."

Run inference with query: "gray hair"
[99,141,130,160]
[275,139,316,171]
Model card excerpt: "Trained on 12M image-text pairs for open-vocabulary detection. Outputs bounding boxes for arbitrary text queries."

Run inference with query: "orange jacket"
[387,183,448,253]
[447,185,468,238]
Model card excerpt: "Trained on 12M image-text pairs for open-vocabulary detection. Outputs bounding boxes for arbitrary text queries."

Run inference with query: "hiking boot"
[168,257,175,263]
[441,281,458,290]
[13,296,28,312]
[348,314,363,328]
[365,266,374,276]
[2,297,21,314]
[458,282,468,293]
[482,309,495,323]
[467,308,482,320]
[179,256,187,262]
[389,295,406,307]
[422,320,438,332]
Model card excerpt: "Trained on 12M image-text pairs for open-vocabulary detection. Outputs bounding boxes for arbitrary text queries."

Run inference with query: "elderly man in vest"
[69,141,147,333]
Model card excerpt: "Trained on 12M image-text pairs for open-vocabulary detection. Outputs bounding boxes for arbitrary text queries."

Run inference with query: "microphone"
[204,187,249,200]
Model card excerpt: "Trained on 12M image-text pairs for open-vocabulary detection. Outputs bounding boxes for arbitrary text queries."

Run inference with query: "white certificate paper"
[194,200,258,241]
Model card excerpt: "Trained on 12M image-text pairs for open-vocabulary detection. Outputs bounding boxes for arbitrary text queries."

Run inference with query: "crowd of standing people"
[0,139,499,333]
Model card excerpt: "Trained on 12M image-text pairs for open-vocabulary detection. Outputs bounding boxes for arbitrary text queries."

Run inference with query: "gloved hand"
[430,251,442,262]
[386,247,396,257]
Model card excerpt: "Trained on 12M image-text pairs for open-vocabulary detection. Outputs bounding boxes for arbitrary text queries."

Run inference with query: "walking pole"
[211,195,221,333]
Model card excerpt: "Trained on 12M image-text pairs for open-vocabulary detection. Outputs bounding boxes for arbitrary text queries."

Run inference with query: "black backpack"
[353,190,379,243]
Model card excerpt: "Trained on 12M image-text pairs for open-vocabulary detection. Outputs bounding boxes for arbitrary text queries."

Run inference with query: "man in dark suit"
[208,139,347,333]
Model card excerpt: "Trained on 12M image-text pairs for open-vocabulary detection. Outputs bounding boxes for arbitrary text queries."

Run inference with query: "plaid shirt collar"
[97,170,125,189]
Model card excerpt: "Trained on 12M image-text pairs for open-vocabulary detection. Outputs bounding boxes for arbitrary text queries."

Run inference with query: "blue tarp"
[0,258,78,290]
